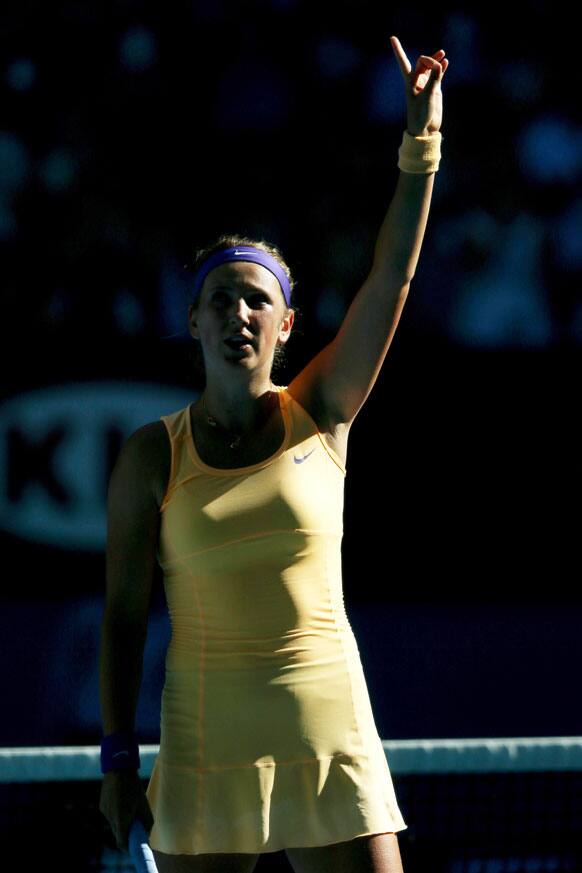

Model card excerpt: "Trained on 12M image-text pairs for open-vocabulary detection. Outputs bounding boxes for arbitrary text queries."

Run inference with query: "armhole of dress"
[316,430,347,476]
[284,388,347,476]
[159,414,177,513]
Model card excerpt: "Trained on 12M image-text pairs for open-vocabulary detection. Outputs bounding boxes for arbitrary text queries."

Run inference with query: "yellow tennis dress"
[146,384,407,855]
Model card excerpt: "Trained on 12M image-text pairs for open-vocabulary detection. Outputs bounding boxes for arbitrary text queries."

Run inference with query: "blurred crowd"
[2,0,580,358]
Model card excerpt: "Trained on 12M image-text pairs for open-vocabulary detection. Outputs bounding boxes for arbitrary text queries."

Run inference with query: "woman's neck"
[199,379,278,433]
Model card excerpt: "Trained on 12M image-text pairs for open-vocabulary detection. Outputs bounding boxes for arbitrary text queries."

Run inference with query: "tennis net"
[1,737,581,872]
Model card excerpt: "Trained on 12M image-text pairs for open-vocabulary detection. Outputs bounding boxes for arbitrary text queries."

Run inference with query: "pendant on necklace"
[201,392,275,451]
[206,413,242,449]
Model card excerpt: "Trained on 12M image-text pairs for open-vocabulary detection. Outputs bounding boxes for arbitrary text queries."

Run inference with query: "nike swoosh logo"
[234,250,248,255]
[112,751,130,758]
[294,448,316,464]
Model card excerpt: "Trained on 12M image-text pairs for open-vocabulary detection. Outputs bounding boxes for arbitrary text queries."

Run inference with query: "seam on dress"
[158,528,343,569]
[315,431,347,475]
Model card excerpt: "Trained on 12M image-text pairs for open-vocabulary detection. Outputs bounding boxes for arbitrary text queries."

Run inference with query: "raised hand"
[390,35,449,137]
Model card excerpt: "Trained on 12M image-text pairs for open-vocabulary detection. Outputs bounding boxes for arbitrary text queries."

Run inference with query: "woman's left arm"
[301,36,449,425]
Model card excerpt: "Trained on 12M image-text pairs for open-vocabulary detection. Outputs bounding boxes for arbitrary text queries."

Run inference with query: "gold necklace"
[200,386,276,450]
[201,393,242,449]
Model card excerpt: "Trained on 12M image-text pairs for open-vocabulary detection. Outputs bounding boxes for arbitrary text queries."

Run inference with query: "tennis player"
[99,34,448,873]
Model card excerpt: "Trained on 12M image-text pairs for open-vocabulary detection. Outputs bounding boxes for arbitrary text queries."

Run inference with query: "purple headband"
[190,245,292,308]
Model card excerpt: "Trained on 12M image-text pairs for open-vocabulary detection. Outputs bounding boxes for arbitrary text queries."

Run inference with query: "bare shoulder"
[105,420,171,625]
[117,420,171,510]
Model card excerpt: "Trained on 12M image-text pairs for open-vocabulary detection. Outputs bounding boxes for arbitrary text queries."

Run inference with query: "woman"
[99,35,448,873]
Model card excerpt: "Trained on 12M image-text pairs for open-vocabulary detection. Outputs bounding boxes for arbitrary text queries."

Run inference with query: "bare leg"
[152,848,260,873]
[285,832,405,873]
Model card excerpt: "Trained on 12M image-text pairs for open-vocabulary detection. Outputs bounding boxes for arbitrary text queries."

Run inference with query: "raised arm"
[288,36,449,426]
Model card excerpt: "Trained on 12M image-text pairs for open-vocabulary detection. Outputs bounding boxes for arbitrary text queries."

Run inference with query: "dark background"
[1,0,580,751]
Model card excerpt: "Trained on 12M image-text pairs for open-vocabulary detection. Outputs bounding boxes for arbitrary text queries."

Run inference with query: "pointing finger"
[390,35,412,77]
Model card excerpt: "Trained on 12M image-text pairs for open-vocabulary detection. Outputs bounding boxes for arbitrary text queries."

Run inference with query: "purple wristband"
[101,731,141,774]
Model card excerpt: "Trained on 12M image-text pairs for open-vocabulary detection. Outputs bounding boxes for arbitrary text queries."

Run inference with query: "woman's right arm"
[99,422,169,850]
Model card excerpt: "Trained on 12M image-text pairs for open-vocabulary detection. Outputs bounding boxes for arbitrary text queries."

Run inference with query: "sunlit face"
[188,261,294,377]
